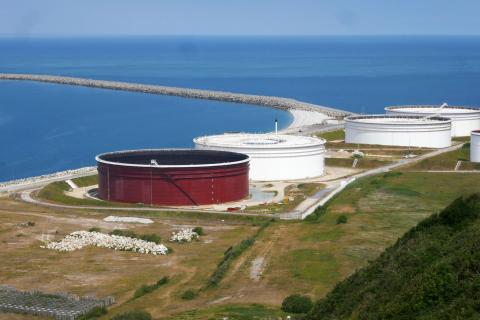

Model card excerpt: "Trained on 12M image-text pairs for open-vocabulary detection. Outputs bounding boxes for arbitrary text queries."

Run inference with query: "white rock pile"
[103,216,154,224]
[44,231,168,255]
[170,228,199,243]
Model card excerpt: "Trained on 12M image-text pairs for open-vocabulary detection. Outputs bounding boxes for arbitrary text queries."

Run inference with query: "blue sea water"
[1,36,480,181]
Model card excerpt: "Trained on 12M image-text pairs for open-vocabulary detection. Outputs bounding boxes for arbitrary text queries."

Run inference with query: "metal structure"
[345,115,452,148]
[471,130,480,163]
[194,133,325,181]
[0,285,114,320]
[96,149,249,206]
[385,104,480,137]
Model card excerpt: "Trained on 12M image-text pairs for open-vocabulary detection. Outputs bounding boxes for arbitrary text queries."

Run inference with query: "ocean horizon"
[1,35,480,181]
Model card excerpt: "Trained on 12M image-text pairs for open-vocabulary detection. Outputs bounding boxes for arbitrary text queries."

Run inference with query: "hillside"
[307,193,480,320]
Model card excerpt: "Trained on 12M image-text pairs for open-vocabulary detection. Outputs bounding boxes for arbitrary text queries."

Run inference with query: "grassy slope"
[72,174,98,187]
[317,129,345,141]
[406,143,480,171]
[37,181,118,207]
[201,172,480,315]
[307,194,480,320]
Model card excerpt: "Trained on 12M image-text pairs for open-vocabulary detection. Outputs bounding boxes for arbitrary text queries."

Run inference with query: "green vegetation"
[72,175,98,187]
[37,181,116,206]
[88,227,101,232]
[109,229,161,244]
[406,143,480,171]
[192,226,205,236]
[206,221,271,288]
[180,289,198,300]
[281,294,313,314]
[307,194,480,320]
[307,171,480,222]
[133,277,169,299]
[111,310,151,320]
[168,304,285,320]
[316,129,345,141]
[336,215,347,224]
[77,306,108,320]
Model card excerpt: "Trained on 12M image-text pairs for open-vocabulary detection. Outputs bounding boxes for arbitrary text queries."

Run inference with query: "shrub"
[180,289,198,300]
[139,233,161,244]
[133,276,169,299]
[89,227,101,232]
[109,230,161,244]
[281,294,313,314]
[206,220,271,288]
[156,276,169,286]
[111,310,151,320]
[383,171,402,179]
[193,226,204,235]
[336,215,348,224]
[78,306,107,320]
[110,229,137,238]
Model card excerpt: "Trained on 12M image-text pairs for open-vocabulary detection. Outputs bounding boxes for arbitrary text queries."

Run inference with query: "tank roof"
[194,133,325,149]
[96,149,249,168]
[346,114,451,124]
[386,105,480,114]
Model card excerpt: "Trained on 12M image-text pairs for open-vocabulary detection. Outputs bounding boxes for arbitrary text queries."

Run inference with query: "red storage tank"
[96,149,249,206]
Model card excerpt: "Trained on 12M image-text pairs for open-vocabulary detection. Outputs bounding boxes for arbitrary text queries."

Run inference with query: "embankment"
[0,73,350,117]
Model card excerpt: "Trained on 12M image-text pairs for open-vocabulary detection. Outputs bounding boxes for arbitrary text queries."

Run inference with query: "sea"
[1,36,480,181]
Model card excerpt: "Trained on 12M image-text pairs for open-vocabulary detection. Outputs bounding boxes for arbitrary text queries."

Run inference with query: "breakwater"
[0,73,350,117]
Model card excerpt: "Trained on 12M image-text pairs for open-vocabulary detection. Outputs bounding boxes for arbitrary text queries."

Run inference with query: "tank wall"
[195,144,325,181]
[471,133,480,163]
[345,121,451,148]
[386,109,480,137]
[97,162,249,206]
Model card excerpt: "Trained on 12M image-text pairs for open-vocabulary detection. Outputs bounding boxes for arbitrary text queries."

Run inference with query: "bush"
[133,276,169,299]
[281,294,313,314]
[78,306,107,320]
[193,226,204,235]
[180,289,198,300]
[111,310,151,320]
[383,171,402,179]
[89,227,101,232]
[110,229,137,238]
[206,221,271,288]
[156,276,169,286]
[139,233,161,244]
[336,215,348,224]
[109,230,161,244]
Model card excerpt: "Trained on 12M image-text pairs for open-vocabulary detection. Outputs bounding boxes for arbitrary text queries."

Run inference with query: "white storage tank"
[345,115,452,148]
[470,130,480,163]
[385,105,480,137]
[194,133,325,181]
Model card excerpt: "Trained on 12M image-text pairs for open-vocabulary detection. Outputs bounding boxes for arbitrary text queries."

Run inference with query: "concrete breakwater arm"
[0,73,350,117]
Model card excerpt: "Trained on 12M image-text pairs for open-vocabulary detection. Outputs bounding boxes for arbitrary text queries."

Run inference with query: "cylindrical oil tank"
[471,131,480,163]
[386,105,480,137]
[96,149,249,206]
[194,133,326,181]
[345,115,452,148]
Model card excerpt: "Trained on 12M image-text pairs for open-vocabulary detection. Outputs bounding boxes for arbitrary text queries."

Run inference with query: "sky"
[1,0,480,37]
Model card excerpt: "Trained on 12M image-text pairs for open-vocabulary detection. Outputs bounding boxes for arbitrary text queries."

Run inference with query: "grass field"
[405,143,480,171]
[3,171,480,319]
[317,129,345,141]
[72,175,98,187]
[37,181,123,207]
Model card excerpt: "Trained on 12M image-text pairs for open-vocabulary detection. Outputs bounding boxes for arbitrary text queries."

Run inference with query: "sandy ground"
[284,109,332,131]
